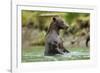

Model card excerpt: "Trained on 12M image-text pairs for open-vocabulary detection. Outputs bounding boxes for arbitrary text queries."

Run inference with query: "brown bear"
[44,16,70,56]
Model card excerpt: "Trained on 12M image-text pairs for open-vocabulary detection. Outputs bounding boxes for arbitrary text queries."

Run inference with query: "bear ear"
[53,17,56,21]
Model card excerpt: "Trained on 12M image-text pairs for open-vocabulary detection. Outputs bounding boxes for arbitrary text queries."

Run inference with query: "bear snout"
[64,24,69,29]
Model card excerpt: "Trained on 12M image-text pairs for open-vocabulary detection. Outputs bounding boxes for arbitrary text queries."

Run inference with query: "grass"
[22,46,90,62]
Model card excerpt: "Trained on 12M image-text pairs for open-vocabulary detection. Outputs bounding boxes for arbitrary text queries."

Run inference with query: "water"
[22,46,90,62]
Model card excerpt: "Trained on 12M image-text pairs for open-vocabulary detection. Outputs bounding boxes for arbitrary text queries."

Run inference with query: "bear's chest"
[55,36,63,44]
[46,30,63,44]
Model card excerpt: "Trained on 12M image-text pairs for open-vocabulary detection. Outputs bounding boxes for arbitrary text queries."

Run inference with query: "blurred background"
[22,10,90,62]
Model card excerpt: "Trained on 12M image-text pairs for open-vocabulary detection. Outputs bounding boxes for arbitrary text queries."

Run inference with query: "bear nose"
[65,24,69,29]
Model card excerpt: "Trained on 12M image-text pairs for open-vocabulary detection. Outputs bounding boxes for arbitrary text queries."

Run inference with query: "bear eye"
[60,21,64,24]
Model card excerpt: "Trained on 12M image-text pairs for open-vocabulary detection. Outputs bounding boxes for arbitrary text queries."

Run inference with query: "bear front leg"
[59,43,70,53]
[51,41,65,55]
